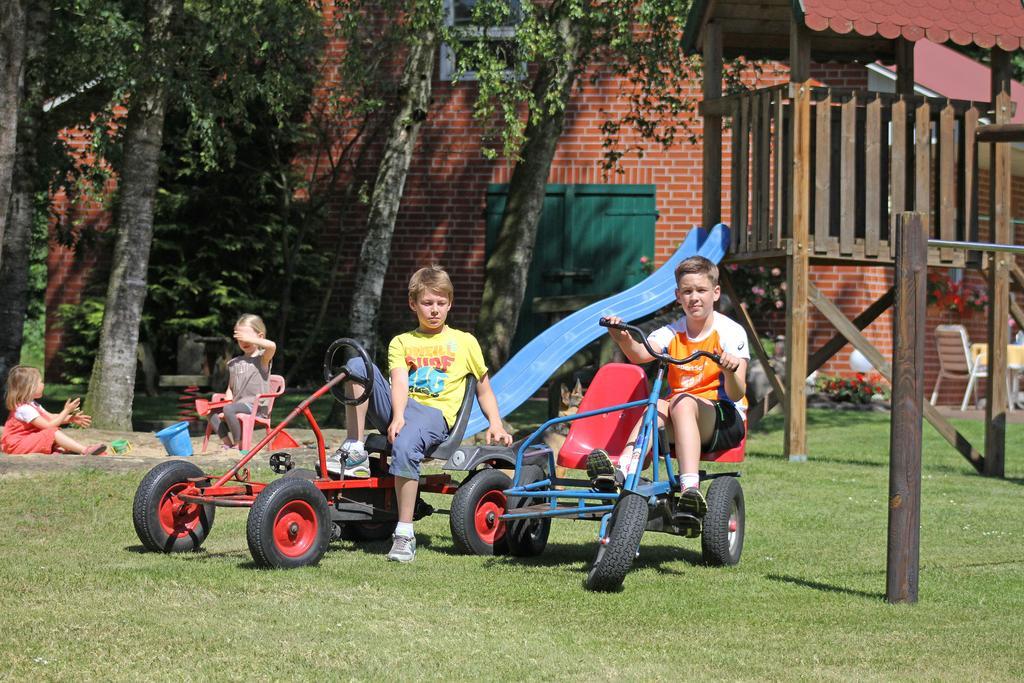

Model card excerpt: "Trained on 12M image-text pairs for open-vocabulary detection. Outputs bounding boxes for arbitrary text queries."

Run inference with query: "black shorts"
[700,400,745,453]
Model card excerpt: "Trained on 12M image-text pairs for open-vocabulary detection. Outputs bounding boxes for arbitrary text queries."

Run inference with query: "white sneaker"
[386,534,416,562]
[327,439,370,477]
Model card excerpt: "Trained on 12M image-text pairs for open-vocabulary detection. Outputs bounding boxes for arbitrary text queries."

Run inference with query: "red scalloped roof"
[800,0,1024,51]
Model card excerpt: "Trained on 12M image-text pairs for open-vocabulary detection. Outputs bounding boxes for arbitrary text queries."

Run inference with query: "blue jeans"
[344,358,449,479]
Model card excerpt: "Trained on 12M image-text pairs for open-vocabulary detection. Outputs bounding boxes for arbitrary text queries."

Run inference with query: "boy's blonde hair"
[408,265,454,301]
[674,256,719,287]
[235,313,266,336]
[5,366,41,411]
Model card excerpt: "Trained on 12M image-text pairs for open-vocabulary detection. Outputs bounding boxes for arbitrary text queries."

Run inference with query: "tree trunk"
[346,23,440,353]
[0,0,27,258]
[475,8,583,369]
[85,0,179,429]
[0,0,48,389]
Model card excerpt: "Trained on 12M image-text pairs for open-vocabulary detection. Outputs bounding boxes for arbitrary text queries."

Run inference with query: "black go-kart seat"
[362,375,477,461]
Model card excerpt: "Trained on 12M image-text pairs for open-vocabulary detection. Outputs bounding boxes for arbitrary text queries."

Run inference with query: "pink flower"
[771,267,781,277]
[775,300,784,309]
[640,256,649,264]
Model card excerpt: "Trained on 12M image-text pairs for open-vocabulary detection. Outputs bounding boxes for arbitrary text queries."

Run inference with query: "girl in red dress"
[2,366,106,455]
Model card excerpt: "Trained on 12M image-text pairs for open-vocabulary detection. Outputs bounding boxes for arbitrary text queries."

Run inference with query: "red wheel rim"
[273,499,318,558]
[474,490,507,544]
[158,483,202,537]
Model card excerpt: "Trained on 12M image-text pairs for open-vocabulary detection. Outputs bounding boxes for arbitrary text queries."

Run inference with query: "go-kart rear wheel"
[450,468,512,555]
[701,476,745,566]
[505,464,551,557]
[585,492,649,592]
[247,477,331,569]
[133,460,215,553]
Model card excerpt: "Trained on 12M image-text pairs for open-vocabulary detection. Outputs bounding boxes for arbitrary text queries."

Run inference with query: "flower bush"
[815,372,890,404]
[639,255,654,275]
[927,271,987,315]
[724,263,786,333]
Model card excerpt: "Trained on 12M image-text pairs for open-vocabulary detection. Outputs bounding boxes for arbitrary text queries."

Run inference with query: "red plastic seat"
[202,374,289,452]
[556,364,649,470]
[556,363,747,469]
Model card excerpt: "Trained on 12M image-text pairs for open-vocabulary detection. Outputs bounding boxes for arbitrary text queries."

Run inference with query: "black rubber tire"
[247,477,331,569]
[701,476,745,567]
[585,492,649,592]
[133,460,215,553]
[504,464,551,557]
[342,521,397,542]
[450,468,512,556]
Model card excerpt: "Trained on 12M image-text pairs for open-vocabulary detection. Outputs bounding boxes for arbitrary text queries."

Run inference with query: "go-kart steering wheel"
[322,337,375,405]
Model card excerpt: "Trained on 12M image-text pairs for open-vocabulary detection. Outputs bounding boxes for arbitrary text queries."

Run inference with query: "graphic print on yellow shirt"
[647,312,750,418]
[388,327,488,427]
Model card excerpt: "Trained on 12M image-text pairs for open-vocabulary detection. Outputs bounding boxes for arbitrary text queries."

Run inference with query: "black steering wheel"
[322,337,375,405]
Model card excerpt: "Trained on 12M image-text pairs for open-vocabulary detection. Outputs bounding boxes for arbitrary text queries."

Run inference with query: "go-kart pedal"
[670,510,703,538]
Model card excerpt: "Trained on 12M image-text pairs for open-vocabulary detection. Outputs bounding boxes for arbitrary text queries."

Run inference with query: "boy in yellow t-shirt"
[330,265,511,562]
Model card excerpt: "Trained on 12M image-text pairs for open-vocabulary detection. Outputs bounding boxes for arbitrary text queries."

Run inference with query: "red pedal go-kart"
[501,318,746,591]
[132,339,552,568]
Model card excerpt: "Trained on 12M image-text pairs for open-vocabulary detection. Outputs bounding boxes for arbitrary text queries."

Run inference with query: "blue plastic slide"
[466,223,732,436]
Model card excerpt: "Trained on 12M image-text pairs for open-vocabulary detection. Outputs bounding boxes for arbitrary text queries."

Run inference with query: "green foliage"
[724,263,787,336]
[56,297,107,385]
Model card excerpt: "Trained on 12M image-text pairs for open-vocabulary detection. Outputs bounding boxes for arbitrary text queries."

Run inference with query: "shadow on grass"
[766,573,883,601]
[478,540,703,580]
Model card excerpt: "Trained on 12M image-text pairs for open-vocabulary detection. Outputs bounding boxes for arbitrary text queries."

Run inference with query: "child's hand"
[387,416,405,443]
[62,397,81,416]
[486,423,512,447]
[604,315,631,342]
[718,352,742,374]
[69,413,92,428]
[234,329,260,346]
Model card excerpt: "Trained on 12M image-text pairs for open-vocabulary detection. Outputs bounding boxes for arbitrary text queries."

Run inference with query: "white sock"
[395,521,414,538]
[343,438,364,451]
[682,473,700,490]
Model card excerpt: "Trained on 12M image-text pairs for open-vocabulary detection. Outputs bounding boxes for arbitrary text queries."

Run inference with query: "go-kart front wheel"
[701,476,745,566]
[585,492,649,592]
[247,477,331,569]
[450,468,512,555]
[133,460,215,553]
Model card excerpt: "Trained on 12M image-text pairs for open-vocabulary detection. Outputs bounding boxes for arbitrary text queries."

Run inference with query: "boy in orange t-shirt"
[601,255,749,516]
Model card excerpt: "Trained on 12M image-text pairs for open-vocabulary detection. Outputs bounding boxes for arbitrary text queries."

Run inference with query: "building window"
[440,0,522,81]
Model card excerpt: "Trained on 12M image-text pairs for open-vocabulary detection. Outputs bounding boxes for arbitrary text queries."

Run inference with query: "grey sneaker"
[678,486,707,517]
[327,440,370,477]
[387,534,416,562]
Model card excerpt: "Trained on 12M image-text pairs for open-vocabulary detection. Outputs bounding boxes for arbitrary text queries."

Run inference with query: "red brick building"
[45,8,1023,413]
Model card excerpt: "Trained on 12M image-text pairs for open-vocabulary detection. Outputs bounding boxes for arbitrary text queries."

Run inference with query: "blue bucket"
[155,421,194,457]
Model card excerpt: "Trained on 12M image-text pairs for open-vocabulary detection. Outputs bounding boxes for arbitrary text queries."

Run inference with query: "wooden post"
[985,47,1012,478]
[785,17,811,462]
[895,37,915,97]
[887,211,927,604]
[702,22,723,229]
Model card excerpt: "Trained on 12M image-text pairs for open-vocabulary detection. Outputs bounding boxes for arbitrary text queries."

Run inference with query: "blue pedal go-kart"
[501,318,746,591]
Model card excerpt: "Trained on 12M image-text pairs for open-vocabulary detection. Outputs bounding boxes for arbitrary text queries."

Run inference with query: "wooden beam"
[975,123,1024,143]
[986,47,1013,478]
[745,286,894,426]
[887,212,926,604]
[807,282,984,472]
[702,21,723,229]
[785,15,812,462]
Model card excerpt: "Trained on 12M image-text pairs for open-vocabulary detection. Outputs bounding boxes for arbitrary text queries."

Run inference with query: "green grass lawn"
[1,410,1022,680]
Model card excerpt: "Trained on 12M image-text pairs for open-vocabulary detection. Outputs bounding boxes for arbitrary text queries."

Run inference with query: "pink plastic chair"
[202,374,286,453]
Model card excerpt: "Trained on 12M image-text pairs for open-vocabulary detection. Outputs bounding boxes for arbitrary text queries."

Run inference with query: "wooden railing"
[702,86,991,264]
